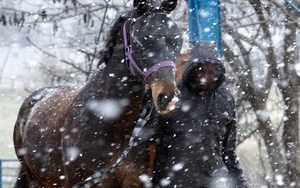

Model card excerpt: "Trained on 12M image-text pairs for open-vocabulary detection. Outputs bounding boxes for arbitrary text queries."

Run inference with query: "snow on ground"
[0,44,42,92]
[0,44,43,158]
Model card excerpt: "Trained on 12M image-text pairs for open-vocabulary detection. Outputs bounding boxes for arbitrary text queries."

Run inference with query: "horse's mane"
[97,10,133,67]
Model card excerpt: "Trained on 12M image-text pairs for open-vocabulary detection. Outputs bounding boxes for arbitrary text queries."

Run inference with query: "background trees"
[0,0,299,187]
[222,0,300,187]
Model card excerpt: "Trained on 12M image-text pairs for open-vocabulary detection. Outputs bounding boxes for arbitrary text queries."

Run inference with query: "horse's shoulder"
[22,85,80,118]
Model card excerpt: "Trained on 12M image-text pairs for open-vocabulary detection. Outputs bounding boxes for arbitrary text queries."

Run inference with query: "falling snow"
[1,0,300,187]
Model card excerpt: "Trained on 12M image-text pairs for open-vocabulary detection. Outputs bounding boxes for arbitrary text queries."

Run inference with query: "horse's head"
[125,0,183,114]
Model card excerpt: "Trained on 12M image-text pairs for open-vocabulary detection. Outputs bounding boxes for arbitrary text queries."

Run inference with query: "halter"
[123,12,176,83]
[72,11,176,188]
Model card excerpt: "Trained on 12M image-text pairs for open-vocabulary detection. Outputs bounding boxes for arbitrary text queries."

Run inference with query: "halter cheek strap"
[123,19,176,83]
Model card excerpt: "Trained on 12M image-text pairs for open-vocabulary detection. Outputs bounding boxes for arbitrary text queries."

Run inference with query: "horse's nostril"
[157,93,172,110]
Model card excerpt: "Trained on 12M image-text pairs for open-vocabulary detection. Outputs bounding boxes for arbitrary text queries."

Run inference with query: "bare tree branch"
[26,36,86,73]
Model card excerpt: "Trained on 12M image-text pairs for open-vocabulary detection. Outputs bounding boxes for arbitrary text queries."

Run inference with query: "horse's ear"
[134,0,148,16]
[160,0,178,13]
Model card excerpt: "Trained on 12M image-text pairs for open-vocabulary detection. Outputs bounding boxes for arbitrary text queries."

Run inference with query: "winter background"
[1,0,300,187]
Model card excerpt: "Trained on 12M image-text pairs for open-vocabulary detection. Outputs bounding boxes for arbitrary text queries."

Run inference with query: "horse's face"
[130,0,183,114]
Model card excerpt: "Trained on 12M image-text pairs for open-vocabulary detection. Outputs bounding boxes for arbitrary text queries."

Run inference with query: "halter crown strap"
[123,19,176,83]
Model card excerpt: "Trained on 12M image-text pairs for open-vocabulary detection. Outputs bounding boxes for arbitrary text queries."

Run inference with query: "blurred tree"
[0,0,124,84]
[222,0,300,187]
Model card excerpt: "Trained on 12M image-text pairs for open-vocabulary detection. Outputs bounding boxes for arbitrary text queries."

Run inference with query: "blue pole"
[188,0,222,56]
[0,159,2,188]
[285,0,300,14]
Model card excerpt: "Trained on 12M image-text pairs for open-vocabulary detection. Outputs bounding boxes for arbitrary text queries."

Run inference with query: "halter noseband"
[123,13,176,83]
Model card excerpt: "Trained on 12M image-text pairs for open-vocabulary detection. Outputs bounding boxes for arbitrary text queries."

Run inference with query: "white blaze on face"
[165,94,179,112]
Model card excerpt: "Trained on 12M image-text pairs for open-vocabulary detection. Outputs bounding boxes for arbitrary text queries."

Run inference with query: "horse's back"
[13,85,80,187]
[14,85,80,143]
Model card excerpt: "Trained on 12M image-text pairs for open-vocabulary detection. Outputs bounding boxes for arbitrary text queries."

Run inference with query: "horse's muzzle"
[150,83,180,115]
[157,90,180,114]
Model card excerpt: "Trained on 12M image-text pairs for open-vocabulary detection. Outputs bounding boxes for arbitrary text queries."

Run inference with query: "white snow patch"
[199,10,210,18]
[87,99,129,121]
[181,103,191,112]
[172,162,184,172]
[255,109,269,121]
[66,147,80,162]
[121,76,128,82]
[211,177,229,188]
[17,148,27,156]
[160,178,171,187]
[167,20,175,28]
[139,174,152,188]
[98,62,106,70]
[199,77,208,84]
[275,174,284,186]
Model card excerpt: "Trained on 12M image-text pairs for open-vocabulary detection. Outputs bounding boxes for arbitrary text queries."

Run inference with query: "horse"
[13,0,183,187]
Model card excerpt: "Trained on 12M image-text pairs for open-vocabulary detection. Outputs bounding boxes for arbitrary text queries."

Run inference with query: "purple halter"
[123,14,176,83]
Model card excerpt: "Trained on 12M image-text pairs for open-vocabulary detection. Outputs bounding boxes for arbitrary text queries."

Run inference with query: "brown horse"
[13,0,183,187]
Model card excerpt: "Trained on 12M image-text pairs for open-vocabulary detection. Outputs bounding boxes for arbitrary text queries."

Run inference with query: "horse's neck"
[75,58,145,140]
[83,57,145,106]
